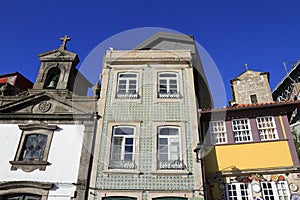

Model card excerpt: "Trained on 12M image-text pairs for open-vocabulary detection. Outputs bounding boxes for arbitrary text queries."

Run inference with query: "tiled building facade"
[90,49,203,200]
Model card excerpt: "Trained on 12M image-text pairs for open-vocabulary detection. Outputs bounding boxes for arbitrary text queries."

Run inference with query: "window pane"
[159,154,168,161]
[21,134,47,161]
[159,73,177,77]
[124,154,133,160]
[120,73,137,78]
[114,127,134,135]
[125,146,133,153]
[159,128,178,135]
[111,137,123,160]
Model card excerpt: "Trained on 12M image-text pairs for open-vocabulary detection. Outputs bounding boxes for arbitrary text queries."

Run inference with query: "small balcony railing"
[109,160,136,169]
[158,160,186,170]
[157,92,180,99]
[116,92,139,99]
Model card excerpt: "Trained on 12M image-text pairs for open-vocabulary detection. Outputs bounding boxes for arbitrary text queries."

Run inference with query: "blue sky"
[1,1,300,107]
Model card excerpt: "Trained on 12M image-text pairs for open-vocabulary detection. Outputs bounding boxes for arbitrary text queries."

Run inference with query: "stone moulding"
[0,181,54,190]
[9,160,49,172]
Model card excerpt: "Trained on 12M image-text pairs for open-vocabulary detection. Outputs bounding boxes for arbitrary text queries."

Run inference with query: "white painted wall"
[0,124,85,199]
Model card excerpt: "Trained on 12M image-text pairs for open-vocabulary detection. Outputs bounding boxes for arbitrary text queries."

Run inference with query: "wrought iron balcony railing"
[109,160,136,169]
[157,92,180,98]
[158,160,186,170]
[116,92,139,99]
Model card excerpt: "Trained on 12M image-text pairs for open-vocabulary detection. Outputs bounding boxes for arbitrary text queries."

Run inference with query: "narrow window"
[20,134,47,161]
[157,126,184,170]
[232,119,252,143]
[250,94,258,104]
[116,73,138,99]
[158,72,179,98]
[256,116,278,141]
[109,126,136,169]
[209,121,227,145]
[44,67,61,89]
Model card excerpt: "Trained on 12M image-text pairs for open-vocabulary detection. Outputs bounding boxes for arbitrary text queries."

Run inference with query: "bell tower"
[31,35,91,96]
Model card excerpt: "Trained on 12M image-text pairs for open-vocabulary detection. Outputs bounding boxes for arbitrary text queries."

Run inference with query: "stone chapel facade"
[0,36,98,200]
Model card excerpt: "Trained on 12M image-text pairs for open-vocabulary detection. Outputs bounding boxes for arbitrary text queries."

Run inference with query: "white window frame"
[232,118,253,143]
[209,120,227,145]
[109,126,136,169]
[260,181,290,200]
[256,116,278,141]
[116,72,138,99]
[157,126,185,170]
[157,72,180,98]
[226,183,252,200]
[151,121,188,175]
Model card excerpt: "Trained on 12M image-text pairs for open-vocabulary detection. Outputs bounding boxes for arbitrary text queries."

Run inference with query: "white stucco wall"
[0,124,85,199]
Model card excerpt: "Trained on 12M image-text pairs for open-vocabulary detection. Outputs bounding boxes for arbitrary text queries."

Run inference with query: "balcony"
[109,160,136,169]
[116,92,139,99]
[157,92,180,99]
[158,160,186,170]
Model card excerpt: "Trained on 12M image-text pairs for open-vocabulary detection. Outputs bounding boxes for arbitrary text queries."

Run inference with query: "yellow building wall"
[205,140,293,173]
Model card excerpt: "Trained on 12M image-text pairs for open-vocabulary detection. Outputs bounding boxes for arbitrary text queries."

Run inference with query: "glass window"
[210,121,227,144]
[226,183,252,200]
[261,181,290,200]
[232,119,252,143]
[20,134,47,161]
[116,73,138,99]
[256,116,278,141]
[275,181,290,200]
[158,72,179,98]
[10,124,57,172]
[157,126,184,170]
[109,126,136,169]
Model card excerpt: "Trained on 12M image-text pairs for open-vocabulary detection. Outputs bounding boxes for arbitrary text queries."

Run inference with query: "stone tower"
[32,35,92,96]
[229,67,273,105]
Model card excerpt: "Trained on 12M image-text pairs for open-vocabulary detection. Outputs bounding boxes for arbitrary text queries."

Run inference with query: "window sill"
[150,169,190,176]
[154,97,184,104]
[112,97,142,104]
[10,160,49,172]
[102,169,141,176]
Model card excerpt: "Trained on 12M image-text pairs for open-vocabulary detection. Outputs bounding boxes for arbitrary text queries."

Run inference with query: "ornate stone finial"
[59,35,71,50]
[244,63,249,71]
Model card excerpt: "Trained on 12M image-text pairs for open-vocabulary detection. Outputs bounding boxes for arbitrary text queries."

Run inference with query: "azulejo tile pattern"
[96,67,196,196]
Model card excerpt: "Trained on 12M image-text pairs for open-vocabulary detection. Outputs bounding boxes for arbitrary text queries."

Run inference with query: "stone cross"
[59,35,71,50]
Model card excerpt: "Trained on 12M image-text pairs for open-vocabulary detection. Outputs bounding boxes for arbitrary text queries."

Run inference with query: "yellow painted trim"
[279,115,287,139]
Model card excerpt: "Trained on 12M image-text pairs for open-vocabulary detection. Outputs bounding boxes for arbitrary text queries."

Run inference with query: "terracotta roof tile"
[200,100,298,112]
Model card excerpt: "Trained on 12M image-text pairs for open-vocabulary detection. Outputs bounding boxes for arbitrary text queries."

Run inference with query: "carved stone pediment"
[38,49,79,63]
[0,92,93,115]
